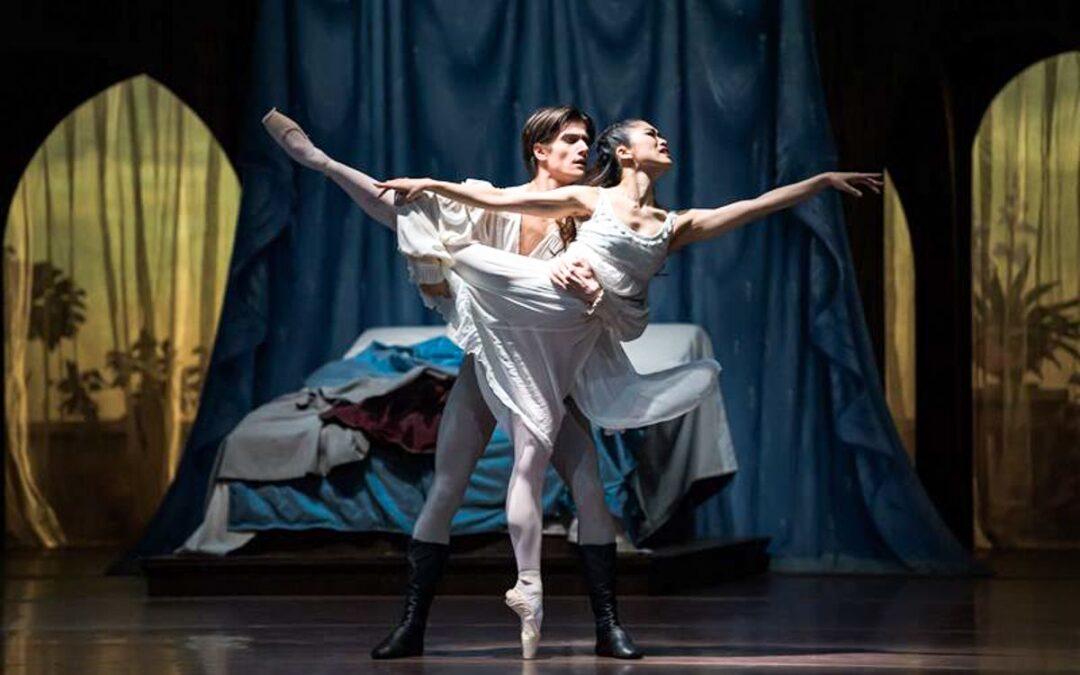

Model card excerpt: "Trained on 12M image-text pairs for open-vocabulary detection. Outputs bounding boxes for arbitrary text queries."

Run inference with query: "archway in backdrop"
[970,52,1080,549]
[4,74,240,547]
[883,171,916,463]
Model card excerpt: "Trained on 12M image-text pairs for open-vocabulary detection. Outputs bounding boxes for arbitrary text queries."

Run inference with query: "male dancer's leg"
[415,361,615,549]
[550,400,616,546]
[411,354,496,543]
[371,354,495,659]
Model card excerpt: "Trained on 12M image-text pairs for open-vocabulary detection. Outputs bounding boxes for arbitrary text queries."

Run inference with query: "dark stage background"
[2,1,1078,566]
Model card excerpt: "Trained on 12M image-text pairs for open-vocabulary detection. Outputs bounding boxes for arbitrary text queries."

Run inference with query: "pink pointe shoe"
[261,107,330,172]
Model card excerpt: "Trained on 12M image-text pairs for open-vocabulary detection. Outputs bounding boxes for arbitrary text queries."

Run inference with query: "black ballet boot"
[576,543,644,659]
[370,539,451,659]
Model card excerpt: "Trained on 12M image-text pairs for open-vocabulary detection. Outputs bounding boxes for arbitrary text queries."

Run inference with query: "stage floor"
[5,549,1079,673]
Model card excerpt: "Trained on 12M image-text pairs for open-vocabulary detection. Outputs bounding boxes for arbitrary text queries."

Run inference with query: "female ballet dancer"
[376,118,881,657]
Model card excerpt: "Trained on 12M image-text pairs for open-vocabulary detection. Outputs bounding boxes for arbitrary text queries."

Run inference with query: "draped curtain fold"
[122,0,971,573]
[4,184,65,547]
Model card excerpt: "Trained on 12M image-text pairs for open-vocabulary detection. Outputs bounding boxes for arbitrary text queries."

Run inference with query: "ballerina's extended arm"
[377,178,603,299]
[375,178,596,220]
[668,171,882,251]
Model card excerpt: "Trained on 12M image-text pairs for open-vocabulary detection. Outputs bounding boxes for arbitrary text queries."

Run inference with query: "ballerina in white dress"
[377,118,882,657]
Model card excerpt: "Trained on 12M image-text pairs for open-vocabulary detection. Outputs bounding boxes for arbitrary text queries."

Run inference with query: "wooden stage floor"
[5,549,1079,673]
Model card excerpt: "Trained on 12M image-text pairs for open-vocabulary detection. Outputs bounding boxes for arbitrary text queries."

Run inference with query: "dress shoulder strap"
[662,209,676,235]
[593,187,612,216]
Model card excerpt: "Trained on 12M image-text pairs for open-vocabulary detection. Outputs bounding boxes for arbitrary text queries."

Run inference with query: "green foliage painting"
[971,53,1080,549]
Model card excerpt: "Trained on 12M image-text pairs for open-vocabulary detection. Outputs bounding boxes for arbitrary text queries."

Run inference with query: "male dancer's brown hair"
[520,105,595,176]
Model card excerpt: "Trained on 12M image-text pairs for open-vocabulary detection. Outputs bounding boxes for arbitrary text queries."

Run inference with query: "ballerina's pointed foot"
[261,107,304,144]
[261,107,330,172]
[504,584,543,659]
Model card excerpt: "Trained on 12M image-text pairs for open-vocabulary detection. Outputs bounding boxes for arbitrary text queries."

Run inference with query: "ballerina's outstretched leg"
[261,108,397,228]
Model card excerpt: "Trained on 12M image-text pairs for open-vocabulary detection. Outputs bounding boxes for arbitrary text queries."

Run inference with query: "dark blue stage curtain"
[119,0,972,573]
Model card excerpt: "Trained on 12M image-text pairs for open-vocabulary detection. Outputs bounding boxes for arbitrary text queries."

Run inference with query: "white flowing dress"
[398,187,729,455]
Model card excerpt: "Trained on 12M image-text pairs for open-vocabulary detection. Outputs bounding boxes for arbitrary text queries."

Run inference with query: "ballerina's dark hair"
[582,119,643,188]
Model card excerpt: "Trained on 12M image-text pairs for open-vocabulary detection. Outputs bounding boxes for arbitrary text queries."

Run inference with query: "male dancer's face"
[533,120,591,185]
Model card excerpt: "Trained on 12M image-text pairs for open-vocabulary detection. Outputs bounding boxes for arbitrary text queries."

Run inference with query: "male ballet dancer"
[262,105,642,660]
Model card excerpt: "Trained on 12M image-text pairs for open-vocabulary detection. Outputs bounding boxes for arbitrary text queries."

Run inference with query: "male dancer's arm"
[668,171,882,251]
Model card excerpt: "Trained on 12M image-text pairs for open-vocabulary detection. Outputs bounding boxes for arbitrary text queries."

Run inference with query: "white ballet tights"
[411,355,615,557]
[267,114,398,228]
[505,415,553,574]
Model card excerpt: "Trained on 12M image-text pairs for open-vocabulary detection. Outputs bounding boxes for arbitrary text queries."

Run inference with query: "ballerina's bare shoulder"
[599,189,671,239]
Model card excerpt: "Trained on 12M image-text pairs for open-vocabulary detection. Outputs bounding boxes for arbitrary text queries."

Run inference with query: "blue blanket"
[227,337,637,537]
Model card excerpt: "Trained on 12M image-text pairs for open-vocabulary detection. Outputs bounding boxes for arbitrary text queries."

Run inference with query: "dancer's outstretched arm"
[263,109,397,229]
[376,178,596,220]
[668,171,882,251]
